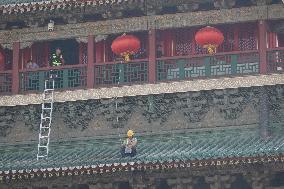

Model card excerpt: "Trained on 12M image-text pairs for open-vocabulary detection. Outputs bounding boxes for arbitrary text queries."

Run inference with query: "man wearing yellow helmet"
[121,130,137,157]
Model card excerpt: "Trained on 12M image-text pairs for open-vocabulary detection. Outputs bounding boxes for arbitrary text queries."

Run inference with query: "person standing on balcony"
[50,47,65,67]
[157,45,163,58]
[26,60,39,69]
[121,130,137,157]
[49,47,65,78]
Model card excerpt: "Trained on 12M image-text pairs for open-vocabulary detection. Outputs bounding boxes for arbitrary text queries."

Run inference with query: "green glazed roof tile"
[1,131,284,172]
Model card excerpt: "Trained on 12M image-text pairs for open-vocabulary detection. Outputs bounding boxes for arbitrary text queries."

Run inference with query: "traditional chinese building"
[0,0,284,189]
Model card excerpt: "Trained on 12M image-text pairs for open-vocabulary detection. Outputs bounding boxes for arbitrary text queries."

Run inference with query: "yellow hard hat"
[127,130,134,137]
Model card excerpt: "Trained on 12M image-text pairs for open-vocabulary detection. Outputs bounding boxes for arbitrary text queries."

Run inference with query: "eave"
[0,4,284,45]
[0,155,284,183]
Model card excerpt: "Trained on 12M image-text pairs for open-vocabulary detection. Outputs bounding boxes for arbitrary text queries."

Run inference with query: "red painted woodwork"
[12,42,20,94]
[79,42,83,64]
[148,29,156,83]
[258,20,268,74]
[0,49,4,70]
[161,30,174,57]
[233,25,239,51]
[21,47,31,69]
[95,41,104,63]
[87,35,95,88]
[111,34,141,61]
[32,42,49,67]
[267,32,278,48]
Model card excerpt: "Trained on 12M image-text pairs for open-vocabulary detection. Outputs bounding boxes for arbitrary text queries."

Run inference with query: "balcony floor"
[0,73,283,106]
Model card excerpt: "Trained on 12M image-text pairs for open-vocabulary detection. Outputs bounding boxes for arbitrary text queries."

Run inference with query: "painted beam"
[0,5,283,44]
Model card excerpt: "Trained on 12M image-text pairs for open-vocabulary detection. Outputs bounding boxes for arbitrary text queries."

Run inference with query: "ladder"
[37,79,55,160]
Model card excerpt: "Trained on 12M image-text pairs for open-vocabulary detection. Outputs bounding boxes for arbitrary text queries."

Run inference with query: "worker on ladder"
[121,130,137,157]
[49,47,64,78]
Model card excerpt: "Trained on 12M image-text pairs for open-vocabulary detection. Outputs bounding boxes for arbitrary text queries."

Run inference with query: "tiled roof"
[0,0,133,14]
[1,128,284,175]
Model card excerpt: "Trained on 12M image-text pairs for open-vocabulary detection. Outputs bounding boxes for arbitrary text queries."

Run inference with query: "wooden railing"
[157,50,259,81]
[19,64,87,93]
[267,47,284,73]
[94,59,148,87]
[0,48,283,95]
[0,70,12,94]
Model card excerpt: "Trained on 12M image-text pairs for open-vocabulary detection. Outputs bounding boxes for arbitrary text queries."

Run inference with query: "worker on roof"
[121,130,137,157]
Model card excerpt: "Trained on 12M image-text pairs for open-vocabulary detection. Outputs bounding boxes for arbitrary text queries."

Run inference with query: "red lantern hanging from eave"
[111,34,141,62]
[195,26,224,54]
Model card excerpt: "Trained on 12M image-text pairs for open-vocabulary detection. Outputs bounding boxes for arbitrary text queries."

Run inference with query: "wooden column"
[79,42,83,64]
[87,35,95,88]
[148,29,156,83]
[12,42,20,94]
[258,20,268,74]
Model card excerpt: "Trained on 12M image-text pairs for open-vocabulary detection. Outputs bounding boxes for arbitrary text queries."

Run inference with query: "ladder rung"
[39,135,49,138]
[37,77,54,160]
[44,89,54,92]
[38,145,48,148]
[43,98,53,101]
[41,117,51,120]
[40,126,50,129]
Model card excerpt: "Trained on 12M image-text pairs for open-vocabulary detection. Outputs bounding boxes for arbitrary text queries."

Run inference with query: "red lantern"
[111,34,141,62]
[195,26,224,54]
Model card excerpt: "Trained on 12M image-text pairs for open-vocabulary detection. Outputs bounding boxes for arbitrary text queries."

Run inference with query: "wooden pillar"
[87,35,95,88]
[79,42,83,64]
[233,24,239,51]
[148,29,156,83]
[12,42,20,94]
[258,20,268,74]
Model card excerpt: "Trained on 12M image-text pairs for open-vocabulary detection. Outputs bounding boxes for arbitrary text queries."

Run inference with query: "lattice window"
[238,25,257,51]
[82,43,88,64]
[4,49,12,70]
[95,62,148,85]
[175,29,193,56]
[0,73,12,94]
[218,27,235,52]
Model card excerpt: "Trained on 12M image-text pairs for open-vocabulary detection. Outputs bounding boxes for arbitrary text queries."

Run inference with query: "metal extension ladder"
[37,79,55,160]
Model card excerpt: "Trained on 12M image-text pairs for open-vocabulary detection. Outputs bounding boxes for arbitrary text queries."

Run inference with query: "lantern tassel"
[204,44,217,54]
[121,52,130,62]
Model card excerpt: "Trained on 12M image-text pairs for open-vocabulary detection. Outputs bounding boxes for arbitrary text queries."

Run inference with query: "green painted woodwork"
[231,54,238,75]
[156,53,260,81]
[177,59,186,79]
[0,127,284,171]
[204,57,211,77]
[118,63,125,84]
[19,67,87,93]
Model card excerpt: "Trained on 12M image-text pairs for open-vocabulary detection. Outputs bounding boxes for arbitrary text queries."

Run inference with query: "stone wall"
[0,85,283,144]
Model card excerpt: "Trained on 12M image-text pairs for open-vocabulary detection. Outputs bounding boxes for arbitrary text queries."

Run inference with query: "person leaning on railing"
[49,47,65,78]
[26,60,39,69]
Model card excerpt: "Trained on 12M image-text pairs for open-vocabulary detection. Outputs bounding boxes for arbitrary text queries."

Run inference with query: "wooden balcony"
[0,48,283,97]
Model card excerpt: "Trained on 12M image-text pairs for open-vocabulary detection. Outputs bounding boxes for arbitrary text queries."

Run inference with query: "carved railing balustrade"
[0,48,283,95]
